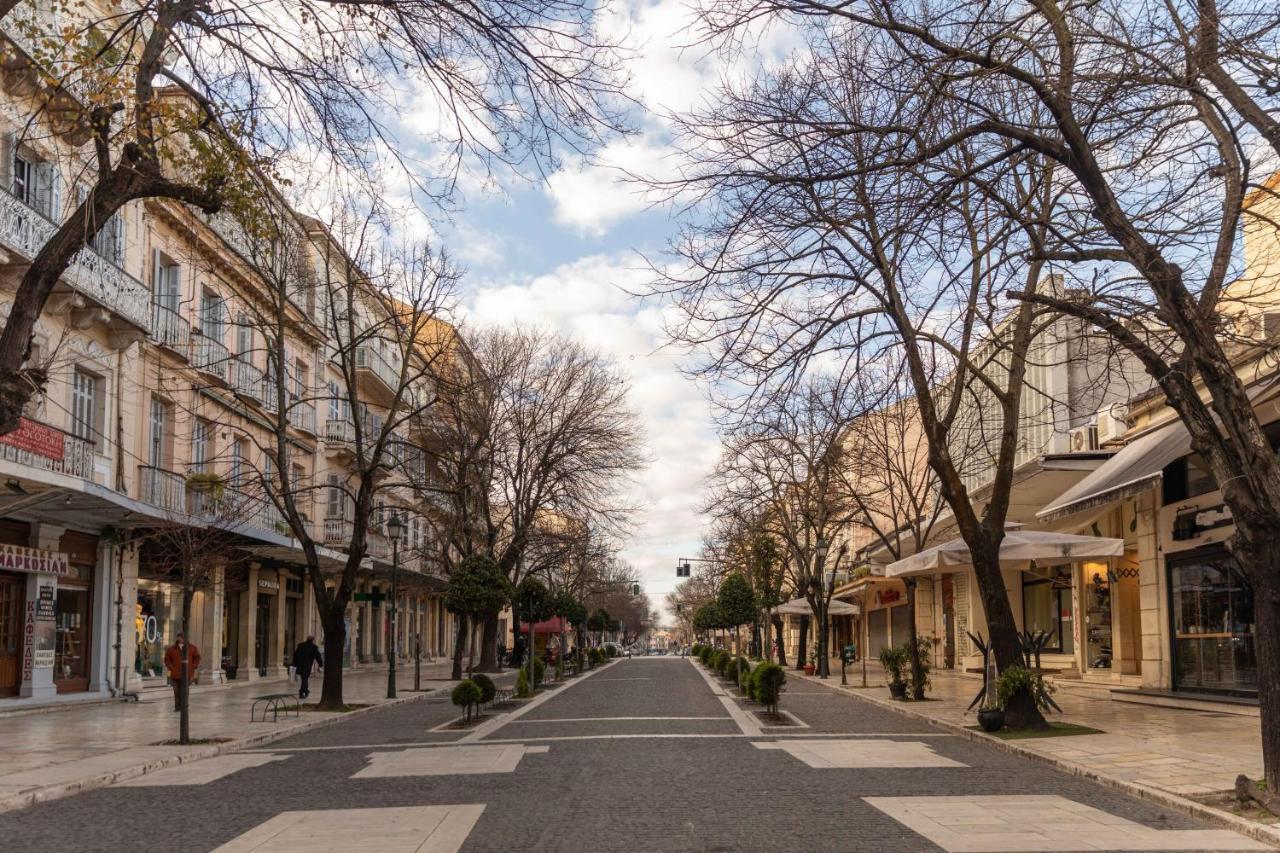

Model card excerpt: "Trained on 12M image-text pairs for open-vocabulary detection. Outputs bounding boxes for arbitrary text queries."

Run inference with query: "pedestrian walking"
[292,635,323,699]
[163,633,202,712]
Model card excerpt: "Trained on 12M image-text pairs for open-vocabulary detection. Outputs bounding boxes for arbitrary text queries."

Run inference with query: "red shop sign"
[0,417,64,461]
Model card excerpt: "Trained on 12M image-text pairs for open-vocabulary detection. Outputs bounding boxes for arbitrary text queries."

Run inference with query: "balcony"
[324,516,354,547]
[324,418,355,456]
[190,333,230,383]
[0,187,151,335]
[353,344,401,405]
[0,418,94,480]
[137,465,185,514]
[230,358,264,405]
[260,378,280,414]
[151,303,190,353]
[287,400,317,435]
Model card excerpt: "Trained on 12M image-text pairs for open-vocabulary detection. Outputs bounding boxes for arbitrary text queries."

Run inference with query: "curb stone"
[792,670,1280,849]
[0,687,446,815]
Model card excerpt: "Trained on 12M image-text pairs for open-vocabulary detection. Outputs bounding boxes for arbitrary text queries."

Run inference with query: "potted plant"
[185,471,226,499]
[976,700,1005,732]
[803,649,816,676]
[879,645,908,699]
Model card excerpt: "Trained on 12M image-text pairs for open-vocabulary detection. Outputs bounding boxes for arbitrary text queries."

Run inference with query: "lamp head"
[386,513,404,541]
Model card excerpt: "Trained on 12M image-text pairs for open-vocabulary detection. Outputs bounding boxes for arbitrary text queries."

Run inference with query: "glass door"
[1169,550,1257,696]
[1083,563,1113,671]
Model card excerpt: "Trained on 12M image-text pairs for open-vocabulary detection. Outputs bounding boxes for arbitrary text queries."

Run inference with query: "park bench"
[251,693,300,722]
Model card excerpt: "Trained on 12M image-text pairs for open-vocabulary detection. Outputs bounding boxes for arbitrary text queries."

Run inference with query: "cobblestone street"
[0,657,1270,852]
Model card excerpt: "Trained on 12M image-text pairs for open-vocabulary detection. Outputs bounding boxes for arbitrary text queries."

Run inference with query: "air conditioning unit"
[1068,425,1099,452]
[1096,406,1129,444]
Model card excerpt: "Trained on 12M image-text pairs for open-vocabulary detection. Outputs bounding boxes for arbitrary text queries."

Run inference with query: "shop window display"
[136,582,183,678]
[1169,551,1257,696]
[1021,565,1074,655]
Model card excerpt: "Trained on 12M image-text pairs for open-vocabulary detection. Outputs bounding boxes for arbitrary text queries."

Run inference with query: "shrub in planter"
[604,643,619,658]
[996,664,1055,712]
[743,664,760,700]
[470,673,496,704]
[753,662,786,714]
[516,668,531,697]
[905,636,932,699]
[589,647,605,667]
[732,657,752,686]
[713,650,732,676]
[532,656,546,687]
[452,679,483,722]
[699,646,714,665]
[879,645,909,699]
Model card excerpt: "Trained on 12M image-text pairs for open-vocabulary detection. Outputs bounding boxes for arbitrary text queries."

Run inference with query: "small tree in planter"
[452,679,483,723]
[514,577,554,693]
[879,646,909,699]
[471,673,497,705]
[754,662,786,715]
[906,637,932,700]
[717,573,756,690]
[445,555,513,680]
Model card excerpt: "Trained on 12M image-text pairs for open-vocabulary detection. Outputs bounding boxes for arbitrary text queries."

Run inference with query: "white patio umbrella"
[884,529,1125,578]
[771,597,860,616]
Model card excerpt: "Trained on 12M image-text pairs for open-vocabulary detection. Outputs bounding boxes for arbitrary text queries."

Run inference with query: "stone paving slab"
[211,804,485,853]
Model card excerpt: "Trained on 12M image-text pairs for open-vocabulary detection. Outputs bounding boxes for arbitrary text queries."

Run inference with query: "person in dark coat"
[291,635,323,699]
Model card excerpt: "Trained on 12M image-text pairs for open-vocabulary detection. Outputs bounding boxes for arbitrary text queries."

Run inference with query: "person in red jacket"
[164,633,202,712]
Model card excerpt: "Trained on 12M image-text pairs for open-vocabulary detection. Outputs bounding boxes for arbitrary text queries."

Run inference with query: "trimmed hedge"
[451,679,483,721]
[698,646,714,665]
[753,662,786,713]
[713,649,731,676]
[516,668,531,697]
[470,673,496,704]
[533,656,547,687]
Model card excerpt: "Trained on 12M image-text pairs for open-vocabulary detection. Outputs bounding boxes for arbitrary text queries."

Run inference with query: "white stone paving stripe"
[512,716,730,723]
[755,740,965,769]
[352,744,547,778]
[247,732,958,753]
[864,796,1269,851]
[457,660,617,744]
[115,753,291,786]
[211,804,485,853]
[687,657,762,737]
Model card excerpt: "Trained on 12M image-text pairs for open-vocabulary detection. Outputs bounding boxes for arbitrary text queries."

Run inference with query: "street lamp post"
[386,513,404,700]
[814,538,829,678]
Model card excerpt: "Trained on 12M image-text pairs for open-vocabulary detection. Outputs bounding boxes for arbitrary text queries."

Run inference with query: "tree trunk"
[796,616,809,670]
[318,610,347,710]
[179,588,194,745]
[478,614,500,672]
[969,537,1047,729]
[451,614,467,680]
[906,578,925,700]
[772,615,786,666]
[1233,529,1280,790]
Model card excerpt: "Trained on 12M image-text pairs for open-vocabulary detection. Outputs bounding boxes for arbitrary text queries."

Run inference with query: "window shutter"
[110,210,124,265]
[49,167,61,221]
[35,162,52,218]
[151,248,162,292]
[0,133,14,190]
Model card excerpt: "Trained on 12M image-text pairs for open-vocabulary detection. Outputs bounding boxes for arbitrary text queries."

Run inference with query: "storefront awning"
[884,530,1126,578]
[771,597,860,616]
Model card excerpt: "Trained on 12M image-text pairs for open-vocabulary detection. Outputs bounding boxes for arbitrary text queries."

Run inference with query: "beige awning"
[1037,418,1189,522]
[771,597,860,616]
[884,530,1126,578]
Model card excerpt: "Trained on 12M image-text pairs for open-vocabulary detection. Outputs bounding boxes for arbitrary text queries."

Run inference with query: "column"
[372,585,385,663]
[121,545,143,693]
[198,565,225,684]
[89,539,115,694]
[267,571,288,679]
[1135,494,1166,689]
[240,564,259,681]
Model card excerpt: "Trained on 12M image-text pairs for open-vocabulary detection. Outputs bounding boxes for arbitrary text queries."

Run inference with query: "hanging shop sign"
[877,589,901,605]
[0,544,71,576]
[0,417,64,462]
[1172,503,1233,541]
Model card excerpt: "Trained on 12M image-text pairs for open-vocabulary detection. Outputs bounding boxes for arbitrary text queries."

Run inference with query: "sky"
[404,0,761,625]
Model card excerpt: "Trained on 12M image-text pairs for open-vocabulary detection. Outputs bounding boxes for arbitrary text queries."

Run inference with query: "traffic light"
[632,583,641,596]
[676,562,691,577]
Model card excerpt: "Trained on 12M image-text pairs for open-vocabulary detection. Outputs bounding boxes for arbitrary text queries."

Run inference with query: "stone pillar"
[241,563,259,681]
[21,525,65,700]
[88,540,115,694]
[198,565,225,684]
[120,545,143,693]
[267,571,288,679]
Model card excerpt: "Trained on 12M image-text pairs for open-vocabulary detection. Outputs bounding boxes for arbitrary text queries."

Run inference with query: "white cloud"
[544,137,673,237]
[464,253,717,621]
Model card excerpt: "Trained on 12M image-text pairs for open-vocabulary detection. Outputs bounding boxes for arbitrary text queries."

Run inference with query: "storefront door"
[0,573,22,696]
[1168,549,1257,697]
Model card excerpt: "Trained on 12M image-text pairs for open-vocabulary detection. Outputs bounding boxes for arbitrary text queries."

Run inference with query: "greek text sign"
[0,544,70,576]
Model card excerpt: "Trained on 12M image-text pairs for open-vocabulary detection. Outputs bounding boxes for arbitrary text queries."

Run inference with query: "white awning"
[1037,418,1189,522]
[771,597,860,616]
[884,530,1126,578]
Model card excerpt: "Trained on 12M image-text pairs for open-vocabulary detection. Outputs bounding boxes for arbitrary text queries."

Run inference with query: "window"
[82,188,123,265]
[1021,566,1074,655]
[12,153,56,218]
[326,473,344,520]
[235,314,253,362]
[1169,550,1257,695]
[152,251,181,312]
[70,369,103,443]
[291,356,307,401]
[229,437,246,487]
[198,289,225,341]
[327,380,349,423]
[191,419,212,473]
[12,153,34,204]
[148,397,172,468]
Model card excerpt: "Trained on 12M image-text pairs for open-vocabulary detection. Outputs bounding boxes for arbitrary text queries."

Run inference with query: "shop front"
[135,577,184,681]
[1166,545,1256,697]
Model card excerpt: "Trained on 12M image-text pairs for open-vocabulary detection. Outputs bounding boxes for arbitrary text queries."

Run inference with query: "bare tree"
[686,0,1280,778]
[0,0,631,431]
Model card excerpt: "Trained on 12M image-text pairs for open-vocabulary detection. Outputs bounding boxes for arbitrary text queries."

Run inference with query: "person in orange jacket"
[164,633,202,712]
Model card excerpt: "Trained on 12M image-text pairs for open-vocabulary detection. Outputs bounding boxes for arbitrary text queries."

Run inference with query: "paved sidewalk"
[802,664,1263,796]
[0,662,464,813]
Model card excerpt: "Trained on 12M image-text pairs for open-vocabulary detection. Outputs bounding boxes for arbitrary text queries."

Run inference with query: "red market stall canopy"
[519,617,569,635]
